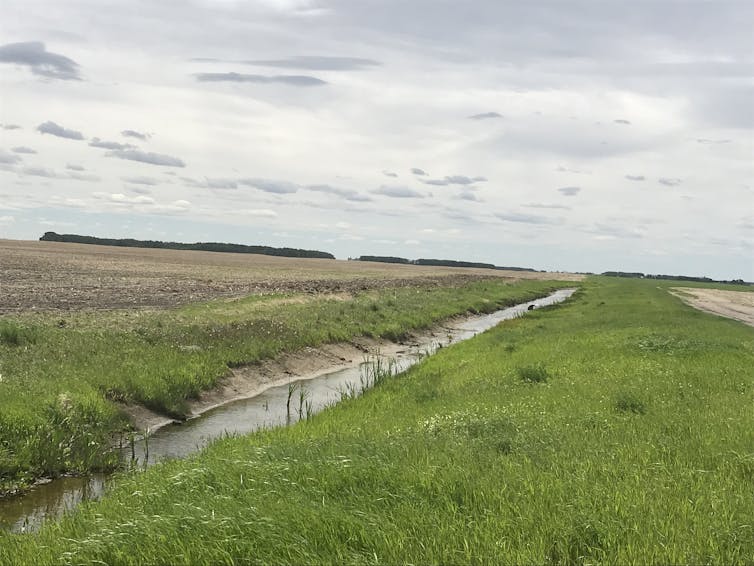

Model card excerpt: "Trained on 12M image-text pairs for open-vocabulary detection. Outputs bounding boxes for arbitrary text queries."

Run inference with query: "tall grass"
[1,277,752,564]
[0,279,568,493]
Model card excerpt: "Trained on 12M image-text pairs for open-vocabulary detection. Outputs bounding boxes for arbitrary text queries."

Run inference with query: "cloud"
[123,176,160,186]
[524,203,572,210]
[129,186,152,195]
[106,149,186,167]
[424,175,487,186]
[556,166,591,175]
[238,178,298,194]
[241,208,278,218]
[107,193,155,205]
[614,119,632,125]
[658,177,682,186]
[0,215,15,225]
[410,168,427,176]
[1,124,21,130]
[469,112,503,120]
[242,55,380,71]
[37,121,84,140]
[373,185,426,198]
[66,164,85,171]
[456,191,481,202]
[587,223,644,239]
[382,170,398,178]
[0,150,22,165]
[11,146,36,154]
[0,41,81,80]
[557,186,581,196]
[122,129,151,141]
[696,138,731,144]
[67,171,101,182]
[496,212,560,225]
[307,184,372,202]
[20,165,56,177]
[183,177,238,189]
[89,137,136,150]
[194,72,326,86]
[625,175,646,181]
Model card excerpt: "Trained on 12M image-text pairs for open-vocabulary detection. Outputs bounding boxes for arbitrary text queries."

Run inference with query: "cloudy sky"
[1,0,752,279]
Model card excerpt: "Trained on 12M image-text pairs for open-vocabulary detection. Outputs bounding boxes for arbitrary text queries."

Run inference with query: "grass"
[0,276,751,564]
[0,278,568,493]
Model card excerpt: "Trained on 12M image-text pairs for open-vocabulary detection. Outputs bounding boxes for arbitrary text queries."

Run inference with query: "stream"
[0,288,576,533]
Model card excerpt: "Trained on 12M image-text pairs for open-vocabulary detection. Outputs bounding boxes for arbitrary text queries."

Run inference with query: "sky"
[0,0,752,280]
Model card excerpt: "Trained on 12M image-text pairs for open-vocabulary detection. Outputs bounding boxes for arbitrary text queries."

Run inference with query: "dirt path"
[672,287,754,327]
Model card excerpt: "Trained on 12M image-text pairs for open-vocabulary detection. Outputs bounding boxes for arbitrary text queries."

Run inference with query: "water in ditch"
[0,288,575,533]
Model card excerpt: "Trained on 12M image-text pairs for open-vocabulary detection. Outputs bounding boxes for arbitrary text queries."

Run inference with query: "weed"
[517,363,549,383]
[614,391,647,414]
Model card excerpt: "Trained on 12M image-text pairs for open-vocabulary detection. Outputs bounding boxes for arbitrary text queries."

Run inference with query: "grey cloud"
[372,185,425,199]
[122,176,160,186]
[1,124,21,130]
[0,150,22,165]
[66,164,85,171]
[37,121,84,140]
[242,56,380,71]
[382,170,398,178]
[238,178,298,194]
[11,146,37,154]
[496,212,559,225]
[130,186,152,195]
[588,223,643,239]
[469,112,503,120]
[67,171,101,182]
[307,184,372,202]
[90,138,136,150]
[106,149,185,167]
[524,203,572,210]
[696,138,731,144]
[122,130,151,141]
[21,166,56,178]
[556,166,591,174]
[557,186,581,196]
[195,72,327,86]
[410,168,427,176]
[424,175,487,186]
[625,175,645,181]
[457,191,481,202]
[0,41,80,80]
[659,177,682,186]
[614,119,632,125]
[181,177,238,189]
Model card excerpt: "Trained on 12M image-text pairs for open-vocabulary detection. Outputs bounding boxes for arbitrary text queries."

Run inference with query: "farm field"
[0,239,578,313]
[1,276,752,564]
[672,286,754,327]
[0,241,574,496]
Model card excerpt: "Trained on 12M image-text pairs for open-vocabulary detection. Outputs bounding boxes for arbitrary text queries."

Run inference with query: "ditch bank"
[1,288,576,533]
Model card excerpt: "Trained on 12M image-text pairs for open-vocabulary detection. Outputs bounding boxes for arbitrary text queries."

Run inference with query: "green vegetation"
[602,270,750,285]
[2,277,752,564]
[38,231,336,259]
[0,278,566,494]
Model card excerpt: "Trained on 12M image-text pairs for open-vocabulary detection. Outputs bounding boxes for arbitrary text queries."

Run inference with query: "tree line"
[39,232,336,259]
[602,271,749,285]
[355,255,539,272]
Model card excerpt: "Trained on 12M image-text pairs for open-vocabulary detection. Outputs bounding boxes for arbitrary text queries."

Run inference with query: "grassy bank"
[1,277,752,564]
[0,278,567,493]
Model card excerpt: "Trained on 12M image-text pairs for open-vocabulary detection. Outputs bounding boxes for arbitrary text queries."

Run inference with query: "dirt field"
[0,240,581,313]
[672,287,754,327]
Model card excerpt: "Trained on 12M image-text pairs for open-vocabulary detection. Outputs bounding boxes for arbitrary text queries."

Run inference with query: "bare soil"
[672,287,754,327]
[0,239,581,313]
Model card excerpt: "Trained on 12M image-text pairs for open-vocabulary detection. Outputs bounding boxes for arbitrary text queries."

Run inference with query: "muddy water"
[0,288,575,533]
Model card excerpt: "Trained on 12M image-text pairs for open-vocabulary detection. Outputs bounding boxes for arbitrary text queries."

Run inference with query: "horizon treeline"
[601,271,750,285]
[39,232,336,259]
[355,255,539,272]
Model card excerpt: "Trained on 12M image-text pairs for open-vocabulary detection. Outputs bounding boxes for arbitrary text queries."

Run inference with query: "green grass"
[0,278,568,493]
[1,276,751,564]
